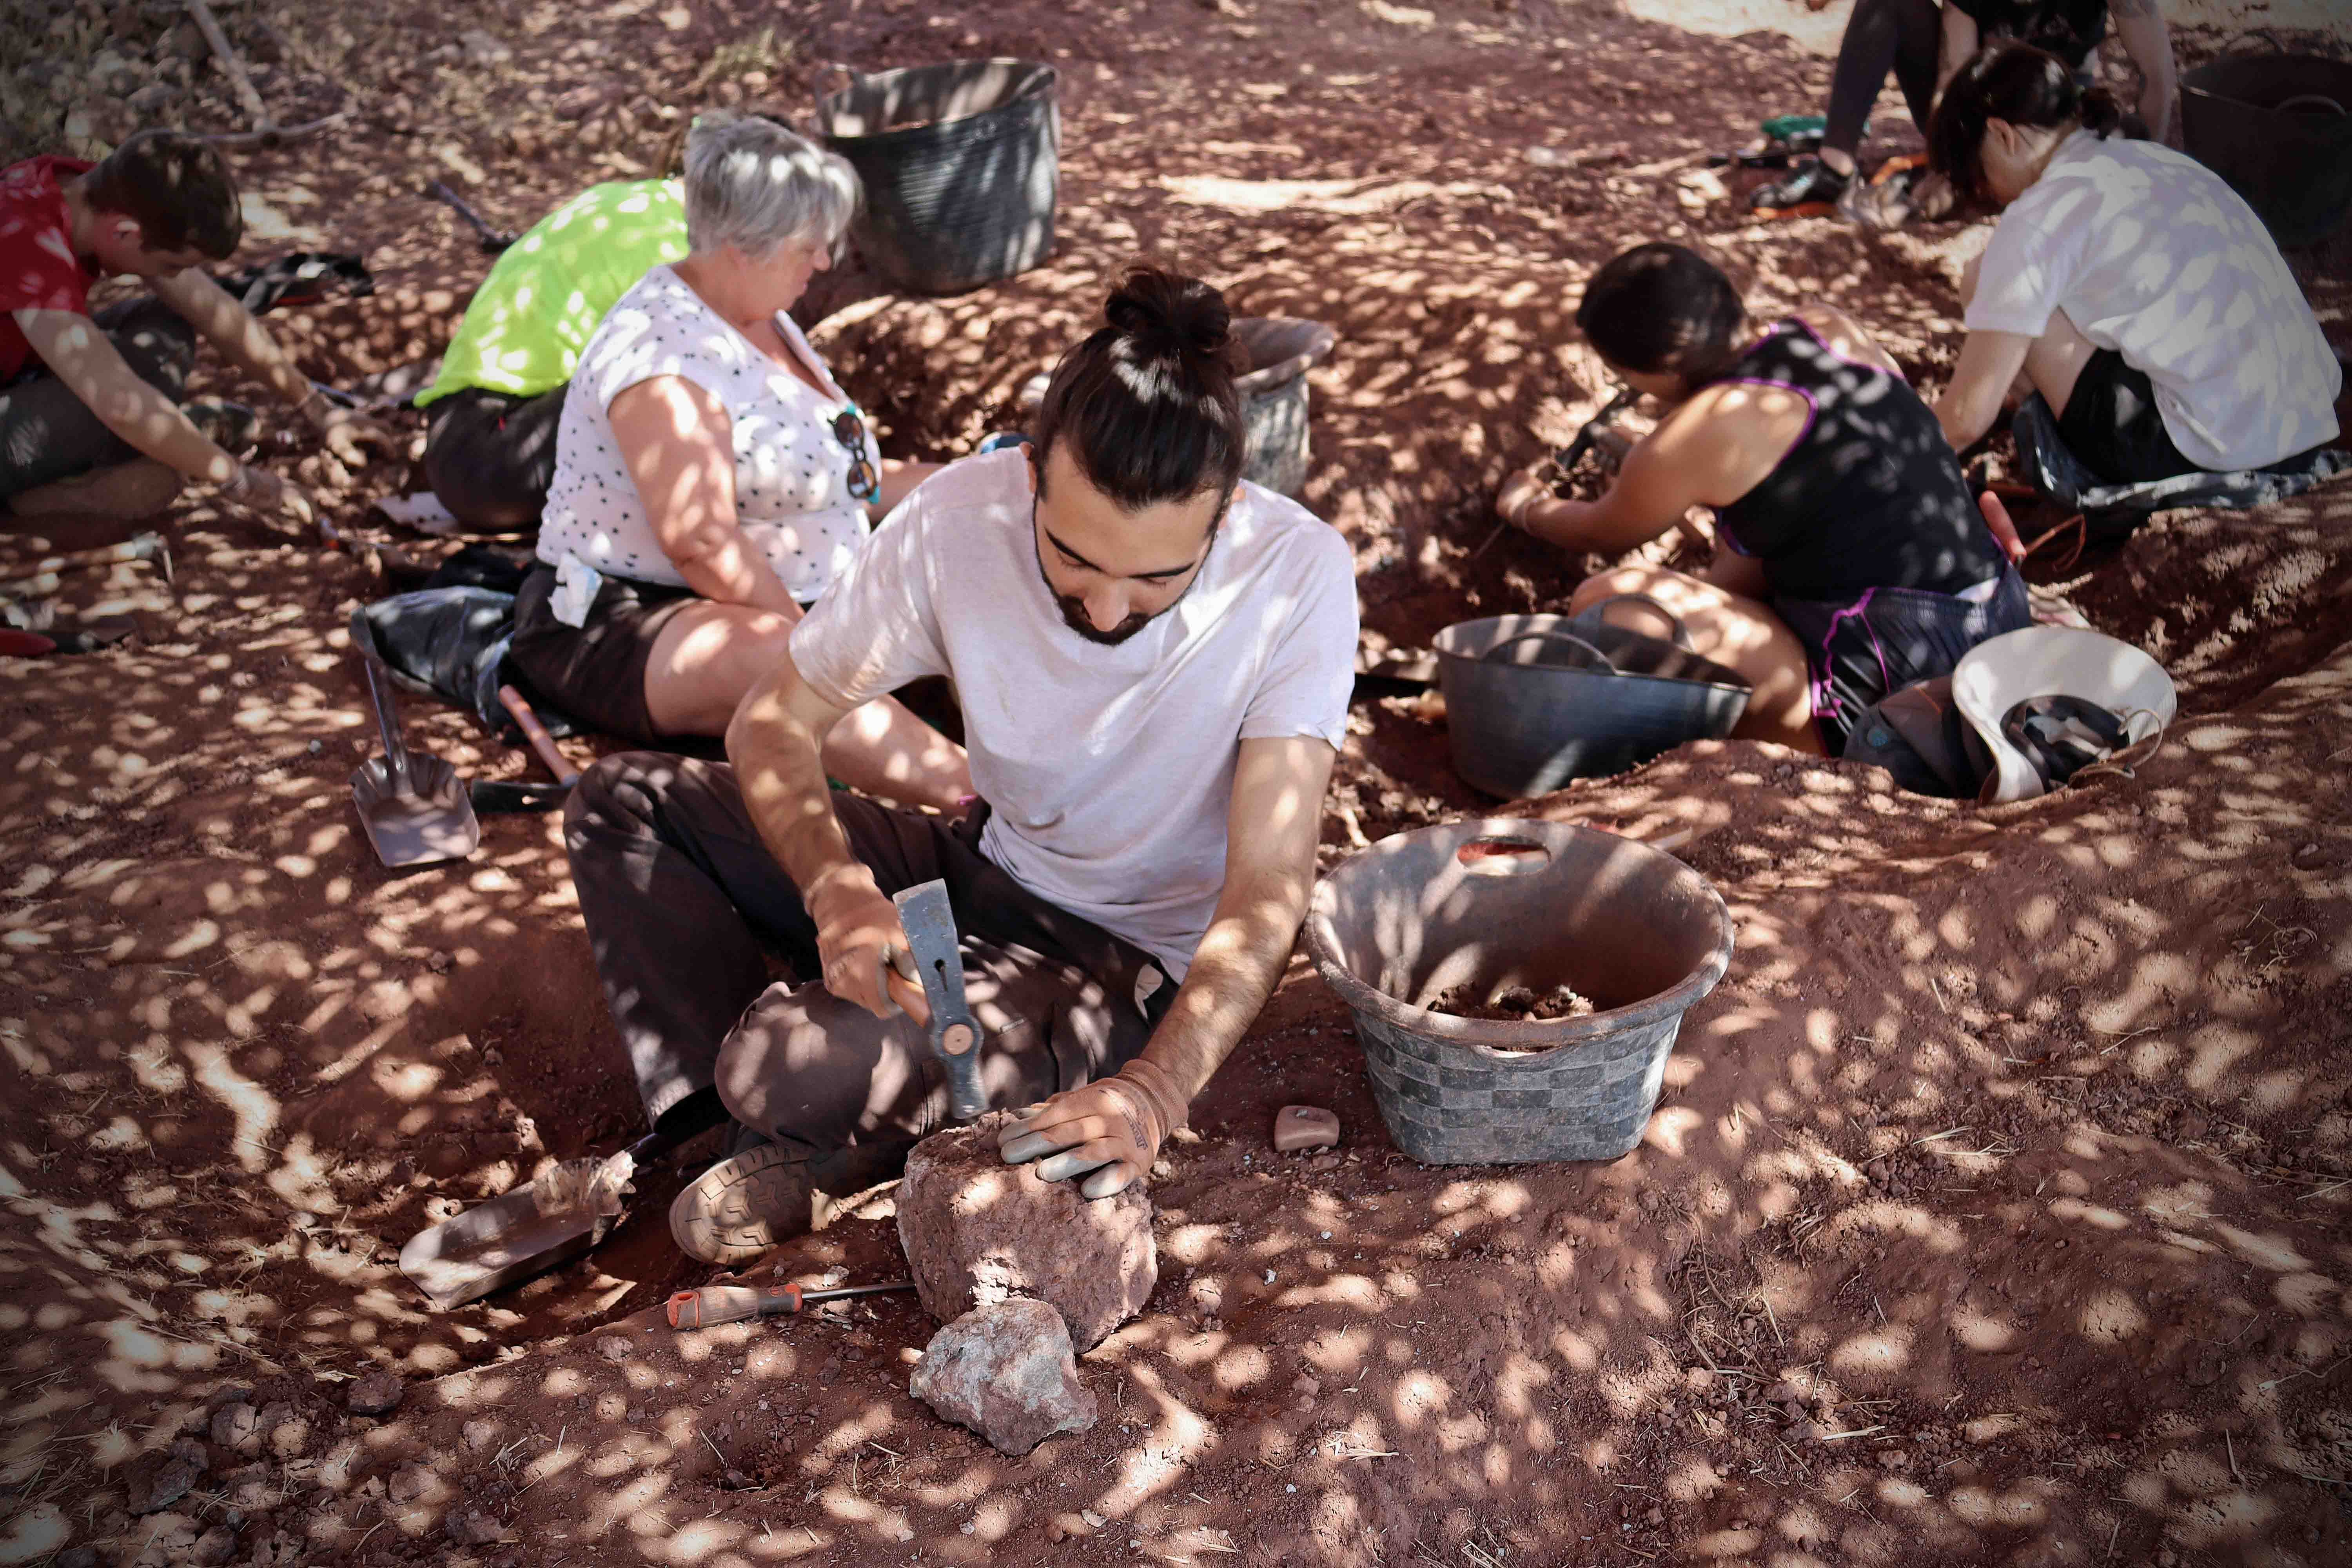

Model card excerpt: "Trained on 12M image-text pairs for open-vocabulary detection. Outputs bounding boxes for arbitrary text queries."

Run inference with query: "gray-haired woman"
[513,110,968,808]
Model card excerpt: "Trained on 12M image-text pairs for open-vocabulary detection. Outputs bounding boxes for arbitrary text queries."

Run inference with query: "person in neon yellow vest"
[415,178,689,530]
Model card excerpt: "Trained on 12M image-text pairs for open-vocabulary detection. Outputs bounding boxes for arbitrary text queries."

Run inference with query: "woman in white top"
[1928,42,2341,485]
[512,110,969,810]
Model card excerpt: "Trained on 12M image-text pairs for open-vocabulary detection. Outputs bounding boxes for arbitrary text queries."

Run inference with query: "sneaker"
[668,1141,813,1265]
[1748,158,1850,214]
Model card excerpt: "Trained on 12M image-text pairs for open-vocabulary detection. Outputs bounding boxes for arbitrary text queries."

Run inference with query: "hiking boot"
[182,401,258,455]
[1748,158,1850,214]
[669,1141,814,1265]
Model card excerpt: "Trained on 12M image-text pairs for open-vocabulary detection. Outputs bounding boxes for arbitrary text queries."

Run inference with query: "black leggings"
[1824,0,1945,158]
[421,383,568,531]
[0,297,196,503]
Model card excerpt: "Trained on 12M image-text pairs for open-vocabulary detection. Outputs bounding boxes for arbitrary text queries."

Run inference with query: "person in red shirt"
[0,129,387,521]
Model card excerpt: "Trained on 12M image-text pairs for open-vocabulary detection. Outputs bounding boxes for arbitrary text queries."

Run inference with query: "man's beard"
[1054,593,1158,646]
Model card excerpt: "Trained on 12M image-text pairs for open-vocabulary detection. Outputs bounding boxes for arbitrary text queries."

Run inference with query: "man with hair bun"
[561,263,1360,1264]
[0,128,389,520]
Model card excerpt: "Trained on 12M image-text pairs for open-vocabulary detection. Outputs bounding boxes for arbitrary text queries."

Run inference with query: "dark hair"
[1573,243,1747,384]
[81,129,243,259]
[1033,263,1247,511]
[1929,42,2122,203]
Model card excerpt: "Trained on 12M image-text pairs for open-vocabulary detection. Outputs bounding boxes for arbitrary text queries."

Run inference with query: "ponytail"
[1931,41,2120,202]
[1033,263,1248,510]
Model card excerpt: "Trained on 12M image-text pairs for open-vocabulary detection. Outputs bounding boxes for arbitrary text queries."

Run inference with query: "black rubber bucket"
[1307,819,1734,1165]
[817,60,1059,294]
[1435,595,1750,799]
[2181,51,2352,249]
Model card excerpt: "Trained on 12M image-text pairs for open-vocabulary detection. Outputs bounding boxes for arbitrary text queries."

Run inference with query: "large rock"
[909,1299,1098,1455]
[895,1110,1155,1352]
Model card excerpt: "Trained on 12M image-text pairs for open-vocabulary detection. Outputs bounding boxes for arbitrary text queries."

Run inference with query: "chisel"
[666,1279,914,1330]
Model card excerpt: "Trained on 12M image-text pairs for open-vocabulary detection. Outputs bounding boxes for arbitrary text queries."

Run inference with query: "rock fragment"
[210,1402,260,1456]
[909,1299,1098,1455]
[897,1110,1154,1352]
[1273,1104,1340,1152]
[191,1524,240,1565]
[126,1448,205,1514]
[446,1508,506,1545]
[346,1370,405,1416]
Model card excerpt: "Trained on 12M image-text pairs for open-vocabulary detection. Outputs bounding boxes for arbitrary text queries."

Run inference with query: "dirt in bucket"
[1426,981,1598,1026]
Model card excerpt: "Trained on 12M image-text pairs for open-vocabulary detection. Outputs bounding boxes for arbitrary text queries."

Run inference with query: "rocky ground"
[4,0,2352,1564]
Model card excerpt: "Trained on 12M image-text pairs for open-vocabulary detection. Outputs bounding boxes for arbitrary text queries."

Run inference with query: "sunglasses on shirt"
[830,407,881,504]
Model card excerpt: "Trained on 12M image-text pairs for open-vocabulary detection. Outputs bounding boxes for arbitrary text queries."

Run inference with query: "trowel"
[892,879,987,1124]
[352,656,480,868]
[399,1126,682,1311]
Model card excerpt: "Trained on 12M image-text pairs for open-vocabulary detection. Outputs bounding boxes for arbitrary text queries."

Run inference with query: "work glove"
[220,463,316,531]
[998,1058,1186,1200]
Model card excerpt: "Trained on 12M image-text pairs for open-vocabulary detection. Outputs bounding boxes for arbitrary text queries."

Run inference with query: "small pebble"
[1264,1269,1276,1284]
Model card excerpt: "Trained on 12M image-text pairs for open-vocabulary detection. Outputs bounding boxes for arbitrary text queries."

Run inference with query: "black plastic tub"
[1435,595,1750,799]
[817,60,1060,294]
[2181,51,2352,249]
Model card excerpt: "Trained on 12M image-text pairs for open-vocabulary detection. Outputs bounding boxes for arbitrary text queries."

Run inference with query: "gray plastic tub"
[1231,317,1336,497]
[1307,818,1733,1165]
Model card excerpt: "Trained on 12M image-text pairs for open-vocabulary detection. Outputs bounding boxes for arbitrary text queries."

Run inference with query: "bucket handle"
[1481,630,1618,674]
[1574,591,1695,652]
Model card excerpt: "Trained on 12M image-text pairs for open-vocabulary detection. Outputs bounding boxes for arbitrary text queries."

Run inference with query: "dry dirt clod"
[345,1370,405,1416]
[446,1506,506,1545]
[191,1524,240,1565]
[597,1334,633,1361]
[1273,1104,1340,1152]
[1427,981,1597,1024]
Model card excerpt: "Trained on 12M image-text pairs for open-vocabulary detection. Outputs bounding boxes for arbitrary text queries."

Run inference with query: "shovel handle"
[499,685,579,787]
[361,655,413,796]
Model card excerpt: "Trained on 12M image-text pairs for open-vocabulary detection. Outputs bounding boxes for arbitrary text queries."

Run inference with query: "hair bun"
[1105,263,1232,362]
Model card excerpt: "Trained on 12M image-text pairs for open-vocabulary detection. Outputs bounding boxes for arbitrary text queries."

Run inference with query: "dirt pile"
[1425,980,1599,1023]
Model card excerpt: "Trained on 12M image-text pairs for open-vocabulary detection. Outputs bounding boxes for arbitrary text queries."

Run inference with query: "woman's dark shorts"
[511,561,697,744]
[2059,349,2203,486]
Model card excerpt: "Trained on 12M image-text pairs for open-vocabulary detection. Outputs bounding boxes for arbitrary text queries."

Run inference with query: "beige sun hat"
[1953,626,2176,804]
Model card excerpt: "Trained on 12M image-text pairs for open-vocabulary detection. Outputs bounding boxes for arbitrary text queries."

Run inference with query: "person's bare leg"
[2023,306,2099,422]
[1568,566,1825,754]
[642,600,974,809]
[9,457,183,519]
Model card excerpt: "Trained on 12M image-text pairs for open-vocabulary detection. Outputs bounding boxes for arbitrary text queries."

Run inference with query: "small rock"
[597,1334,633,1361]
[346,1370,405,1416]
[909,1299,1098,1455]
[211,1402,261,1456]
[897,1111,1154,1352]
[426,950,452,973]
[388,1465,435,1505]
[1273,1104,1339,1152]
[127,1450,205,1514]
[316,1439,364,1492]
[720,1468,755,1491]
[192,1524,240,1565]
[459,29,512,64]
[463,1418,500,1453]
[446,1507,505,1546]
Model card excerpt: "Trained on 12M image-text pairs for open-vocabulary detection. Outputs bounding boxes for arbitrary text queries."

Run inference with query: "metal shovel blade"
[352,656,479,867]
[399,1132,671,1311]
[398,1180,613,1311]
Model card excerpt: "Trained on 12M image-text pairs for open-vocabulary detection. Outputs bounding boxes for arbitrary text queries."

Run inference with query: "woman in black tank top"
[1494,243,2030,755]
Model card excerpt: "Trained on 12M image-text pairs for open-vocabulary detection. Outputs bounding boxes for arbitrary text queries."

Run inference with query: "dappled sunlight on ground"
[5,0,2352,1562]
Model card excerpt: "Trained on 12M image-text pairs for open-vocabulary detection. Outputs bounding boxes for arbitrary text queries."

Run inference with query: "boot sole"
[668,1142,811,1266]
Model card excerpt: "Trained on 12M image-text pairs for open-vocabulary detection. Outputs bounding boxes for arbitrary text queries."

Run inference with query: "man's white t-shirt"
[789,448,1360,978]
[1965,130,2341,472]
[539,263,882,601]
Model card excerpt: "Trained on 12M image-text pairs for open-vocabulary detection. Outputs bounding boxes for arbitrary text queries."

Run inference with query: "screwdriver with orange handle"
[666,1279,915,1330]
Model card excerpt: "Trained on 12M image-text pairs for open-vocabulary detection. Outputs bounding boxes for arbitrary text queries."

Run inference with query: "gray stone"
[446,1507,506,1545]
[210,1401,260,1456]
[125,1450,204,1514]
[909,1299,1097,1455]
[345,1370,404,1415]
[897,1111,1156,1352]
[192,1524,240,1565]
